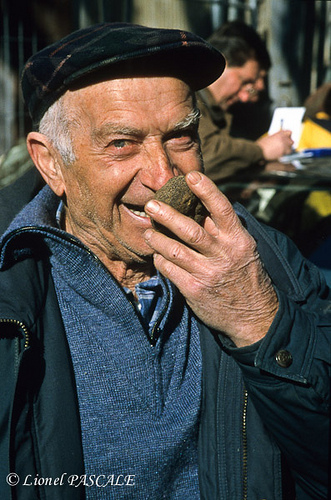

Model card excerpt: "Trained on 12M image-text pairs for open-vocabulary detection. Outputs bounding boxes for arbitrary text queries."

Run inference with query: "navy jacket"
[0,198,330,500]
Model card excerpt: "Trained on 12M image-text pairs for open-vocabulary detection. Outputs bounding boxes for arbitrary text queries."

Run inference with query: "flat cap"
[21,22,225,127]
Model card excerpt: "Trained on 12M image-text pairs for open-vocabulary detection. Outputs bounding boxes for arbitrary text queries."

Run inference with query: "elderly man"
[198,21,294,182]
[0,23,329,500]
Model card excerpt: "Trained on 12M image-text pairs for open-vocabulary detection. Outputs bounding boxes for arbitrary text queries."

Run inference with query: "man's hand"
[256,130,294,161]
[144,172,278,347]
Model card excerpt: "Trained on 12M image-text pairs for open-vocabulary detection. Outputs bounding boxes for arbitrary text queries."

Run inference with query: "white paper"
[268,107,306,149]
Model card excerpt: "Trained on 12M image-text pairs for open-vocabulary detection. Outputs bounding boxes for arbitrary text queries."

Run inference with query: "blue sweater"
[13,186,203,499]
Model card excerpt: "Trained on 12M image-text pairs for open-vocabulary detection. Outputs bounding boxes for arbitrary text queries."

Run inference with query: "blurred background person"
[198,20,294,184]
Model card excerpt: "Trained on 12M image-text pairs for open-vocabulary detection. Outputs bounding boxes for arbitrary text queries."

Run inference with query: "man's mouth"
[124,203,150,219]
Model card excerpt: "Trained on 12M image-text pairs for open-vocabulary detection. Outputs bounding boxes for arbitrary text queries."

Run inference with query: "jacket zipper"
[0,318,30,349]
[242,388,248,500]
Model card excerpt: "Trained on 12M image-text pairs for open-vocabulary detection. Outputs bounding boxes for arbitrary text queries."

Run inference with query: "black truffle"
[151,175,207,234]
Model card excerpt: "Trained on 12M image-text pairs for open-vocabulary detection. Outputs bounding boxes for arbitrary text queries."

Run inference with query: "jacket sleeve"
[217,224,331,499]
[198,97,265,182]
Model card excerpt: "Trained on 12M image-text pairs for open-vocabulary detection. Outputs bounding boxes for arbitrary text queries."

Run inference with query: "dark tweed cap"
[21,22,225,127]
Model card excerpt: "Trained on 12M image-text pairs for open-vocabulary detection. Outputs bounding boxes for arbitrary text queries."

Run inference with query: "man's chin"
[122,242,155,264]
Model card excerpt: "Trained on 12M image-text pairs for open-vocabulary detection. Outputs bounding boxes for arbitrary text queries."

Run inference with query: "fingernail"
[187,171,202,184]
[145,200,160,214]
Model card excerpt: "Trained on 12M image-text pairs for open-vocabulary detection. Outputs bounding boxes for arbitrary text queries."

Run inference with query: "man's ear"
[27,132,66,197]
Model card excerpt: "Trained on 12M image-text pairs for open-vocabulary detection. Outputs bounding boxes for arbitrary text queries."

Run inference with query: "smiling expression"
[52,76,203,268]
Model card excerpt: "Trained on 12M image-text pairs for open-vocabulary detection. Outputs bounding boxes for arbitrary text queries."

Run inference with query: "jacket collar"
[0,186,61,270]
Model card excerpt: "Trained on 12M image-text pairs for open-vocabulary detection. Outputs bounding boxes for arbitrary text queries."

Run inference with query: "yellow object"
[297,112,331,150]
[302,191,331,231]
[306,191,331,217]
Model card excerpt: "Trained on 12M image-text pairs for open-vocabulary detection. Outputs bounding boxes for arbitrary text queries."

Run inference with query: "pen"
[279,151,314,163]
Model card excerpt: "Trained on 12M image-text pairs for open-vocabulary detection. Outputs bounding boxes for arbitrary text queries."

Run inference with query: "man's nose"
[139,143,178,191]
[238,88,252,102]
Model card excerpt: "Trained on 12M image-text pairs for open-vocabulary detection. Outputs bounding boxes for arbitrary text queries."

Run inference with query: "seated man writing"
[0,22,329,500]
[198,21,294,182]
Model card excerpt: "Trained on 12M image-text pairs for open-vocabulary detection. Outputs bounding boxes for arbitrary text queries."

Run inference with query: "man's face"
[56,77,202,265]
[208,59,261,110]
[237,69,267,103]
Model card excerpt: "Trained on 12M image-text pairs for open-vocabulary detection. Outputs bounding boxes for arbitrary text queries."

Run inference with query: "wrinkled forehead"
[62,75,197,128]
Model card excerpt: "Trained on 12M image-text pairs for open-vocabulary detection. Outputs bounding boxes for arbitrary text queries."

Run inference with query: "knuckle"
[188,280,202,298]
[240,241,257,261]
[243,234,257,252]
[170,242,184,260]
[185,223,205,245]
[205,267,220,285]
[220,203,236,221]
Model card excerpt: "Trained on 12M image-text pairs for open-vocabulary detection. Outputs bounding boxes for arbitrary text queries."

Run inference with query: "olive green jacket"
[197,89,265,183]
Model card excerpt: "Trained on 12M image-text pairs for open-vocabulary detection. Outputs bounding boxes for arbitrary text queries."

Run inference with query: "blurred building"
[0,0,330,156]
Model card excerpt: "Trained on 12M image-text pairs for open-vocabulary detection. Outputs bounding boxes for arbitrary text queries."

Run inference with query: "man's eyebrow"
[92,109,201,141]
[173,108,201,130]
[92,123,142,141]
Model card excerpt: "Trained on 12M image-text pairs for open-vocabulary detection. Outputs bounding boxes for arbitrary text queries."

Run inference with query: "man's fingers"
[144,199,219,256]
[185,171,243,234]
[144,225,220,275]
[144,172,250,258]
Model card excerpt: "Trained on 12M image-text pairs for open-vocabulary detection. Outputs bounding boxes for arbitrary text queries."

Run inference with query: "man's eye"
[241,80,255,88]
[106,138,138,157]
[112,139,130,149]
[171,130,197,143]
